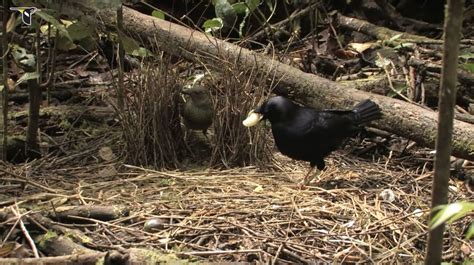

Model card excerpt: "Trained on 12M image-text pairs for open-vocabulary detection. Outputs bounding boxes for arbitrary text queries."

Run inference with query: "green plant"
[429,201,474,240]
[204,0,260,36]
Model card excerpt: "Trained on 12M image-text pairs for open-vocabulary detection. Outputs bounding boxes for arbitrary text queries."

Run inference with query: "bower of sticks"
[1,57,473,264]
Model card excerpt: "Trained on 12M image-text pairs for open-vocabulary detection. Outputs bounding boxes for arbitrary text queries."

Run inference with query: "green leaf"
[461,63,474,73]
[40,24,52,35]
[232,2,248,14]
[12,46,36,70]
[59,19,74,27]
[429,202,474,229]
[238,8,251,37]
[35,10,72,41]
[15,72,40,88]
[232,0,260,13]
[11,45,27,61]
[77,36,97,51]
[12,0,34,5]
[393,42,415,50]
[459,52,474,60]
[203,18,223,33]
[246,0,260,12]
[387,85,407,98]
[83,0,122,9]
[37,231,58,248]
[67,21,94,41]
[152,10,165,20]
[265,0,276,12]
[375,57,391,68]
[466,223,474,240]
[6,12,19,33]
[214,0,235,20]
[56,35,76,51]
[131,47,152,58]
[190,73,205,85]
[388,33,403,43]
[386,90,397,98]
[121,34,140,55]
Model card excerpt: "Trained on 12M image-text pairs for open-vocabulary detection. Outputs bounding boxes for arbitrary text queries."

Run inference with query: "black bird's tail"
[352,99,382,126]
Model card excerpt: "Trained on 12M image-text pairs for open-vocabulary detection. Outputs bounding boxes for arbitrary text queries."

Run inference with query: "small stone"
[379,189,396,203]
[144,218,168,232]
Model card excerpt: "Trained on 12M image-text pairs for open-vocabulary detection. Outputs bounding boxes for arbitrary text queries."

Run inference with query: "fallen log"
[0,250,187,265]
[98,7,474,161]
[343,77,474,124]
[9,105,115,124]
[407,57,474,88]
[9,87,106,102]
[0,253,107,265]
[35,234,98,258]
[49,205,129,222]
[335,13,472,46]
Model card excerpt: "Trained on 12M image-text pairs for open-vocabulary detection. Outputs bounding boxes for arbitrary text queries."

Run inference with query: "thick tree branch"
[425,0,465,264]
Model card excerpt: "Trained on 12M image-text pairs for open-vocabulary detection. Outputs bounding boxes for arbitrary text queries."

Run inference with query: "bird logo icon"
[10,7,38,26]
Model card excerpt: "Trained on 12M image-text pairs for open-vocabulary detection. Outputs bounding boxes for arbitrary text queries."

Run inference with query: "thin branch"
[0,168,58,193]
[1,0,10,161]
[425,0,465,264]
[11,205,39,258]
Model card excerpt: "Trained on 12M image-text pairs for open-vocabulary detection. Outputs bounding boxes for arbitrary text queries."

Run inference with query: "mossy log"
[49,205,129,222]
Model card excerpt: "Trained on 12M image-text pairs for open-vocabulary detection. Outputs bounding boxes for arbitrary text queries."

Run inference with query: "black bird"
[243,96,382,185]
[181,85,214,138]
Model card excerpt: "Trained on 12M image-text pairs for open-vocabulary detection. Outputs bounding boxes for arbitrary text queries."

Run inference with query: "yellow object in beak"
[243,110,263,127]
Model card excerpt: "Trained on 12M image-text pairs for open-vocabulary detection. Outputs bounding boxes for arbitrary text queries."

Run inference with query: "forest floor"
[1,123,472,263]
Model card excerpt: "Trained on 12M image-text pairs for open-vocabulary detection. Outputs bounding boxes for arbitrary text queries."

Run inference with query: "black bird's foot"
[302,168,321,186]
[183,130,197,156]
[202,130,210,142]
[296,183,309,190]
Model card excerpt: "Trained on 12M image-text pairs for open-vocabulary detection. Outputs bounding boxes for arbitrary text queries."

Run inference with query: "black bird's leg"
[302,167,316,185]
[304,168,322,185]
[183,129,196,156]
[303,161,325,185]
[202,129,210,141]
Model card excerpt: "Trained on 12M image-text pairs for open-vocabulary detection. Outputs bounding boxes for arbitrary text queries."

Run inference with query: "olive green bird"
[181,85,214,138]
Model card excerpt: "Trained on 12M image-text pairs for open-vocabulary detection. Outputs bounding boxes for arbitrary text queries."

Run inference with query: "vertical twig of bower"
[116,4,125,111]
[425,0,465,264]
[1,0,10,160]
[26,77,41,157]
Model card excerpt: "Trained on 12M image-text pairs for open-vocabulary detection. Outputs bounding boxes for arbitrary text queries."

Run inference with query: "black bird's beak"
[243,109,264,127]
